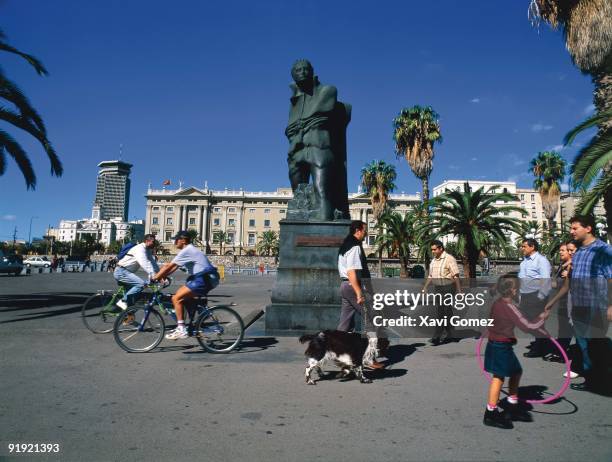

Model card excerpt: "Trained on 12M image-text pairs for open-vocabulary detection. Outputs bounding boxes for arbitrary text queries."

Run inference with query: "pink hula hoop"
[476,329,572,405]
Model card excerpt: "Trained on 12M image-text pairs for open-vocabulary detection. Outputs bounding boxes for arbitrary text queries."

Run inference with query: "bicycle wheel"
[81,293,120,333]
[195,306,244,353]
[113,304,165,353]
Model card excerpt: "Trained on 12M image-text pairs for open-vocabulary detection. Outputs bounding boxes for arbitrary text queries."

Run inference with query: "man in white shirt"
[153,231,219,340]
[337,220,384,369]
[113,234,160,310]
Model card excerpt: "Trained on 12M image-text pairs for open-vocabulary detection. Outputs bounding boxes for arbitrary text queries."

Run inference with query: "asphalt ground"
[0,272,610,462]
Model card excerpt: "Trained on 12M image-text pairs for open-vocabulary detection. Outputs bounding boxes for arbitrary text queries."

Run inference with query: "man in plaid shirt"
[567,215,612,392]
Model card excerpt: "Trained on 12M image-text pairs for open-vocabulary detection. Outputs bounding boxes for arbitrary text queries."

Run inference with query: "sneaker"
[483,409,513,429]
[165,328,188,340]
[501,402,533,422]
[364,361,385,370]
[116,299,128,310]
[563,370,579,379]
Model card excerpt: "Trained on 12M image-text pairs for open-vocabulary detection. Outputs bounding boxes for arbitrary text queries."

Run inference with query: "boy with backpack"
[113,234,159,310]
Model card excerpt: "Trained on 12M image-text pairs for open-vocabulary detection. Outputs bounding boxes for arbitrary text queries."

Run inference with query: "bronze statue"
[285,59,350,221]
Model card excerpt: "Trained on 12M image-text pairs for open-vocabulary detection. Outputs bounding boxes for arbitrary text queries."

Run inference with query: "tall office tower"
[94,160,132,221]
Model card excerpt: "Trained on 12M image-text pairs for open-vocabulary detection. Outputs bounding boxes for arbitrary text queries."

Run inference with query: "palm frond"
[574,174,612,214]
[0,129,36,188]
[570,132,612,188]
[0,75,47,133]
[564,108,612,145]
[0,42,48,76]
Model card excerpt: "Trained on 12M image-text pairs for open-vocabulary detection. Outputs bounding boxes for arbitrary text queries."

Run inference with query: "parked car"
[0,253,24,276]
[23,256,51,268]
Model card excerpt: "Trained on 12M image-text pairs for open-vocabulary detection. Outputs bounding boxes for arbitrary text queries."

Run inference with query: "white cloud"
[531,123,553,133]
[546,144,565,152]
[1,214,16,221]
[471,157,478,161]
[448,164,460,170]
[470,98,480,103]
[583,103,595,115]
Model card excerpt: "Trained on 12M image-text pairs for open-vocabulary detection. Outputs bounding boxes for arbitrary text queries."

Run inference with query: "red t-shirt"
[488,297,545,342]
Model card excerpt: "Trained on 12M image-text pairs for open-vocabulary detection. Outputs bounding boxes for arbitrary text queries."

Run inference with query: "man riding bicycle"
[113,234,160,310]
[152,230,220,340]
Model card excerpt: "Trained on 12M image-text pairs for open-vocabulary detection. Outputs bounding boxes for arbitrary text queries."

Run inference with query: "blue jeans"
[575,335,592,373]
[113,267,146,305]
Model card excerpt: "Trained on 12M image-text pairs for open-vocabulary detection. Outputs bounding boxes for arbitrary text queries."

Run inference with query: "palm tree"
[185,229,204,249]
[1,29,62,189]
[361,160,397,274]
[564,108,612,240]
[529,0,611,239]
[529,151,567,233]
[516,220,544,244]
[423,183,526,278]
[375,211,418,278]
[257,230,279,257]
[360,160,397,220]
[393,105,442,206]
[213,230,230,256]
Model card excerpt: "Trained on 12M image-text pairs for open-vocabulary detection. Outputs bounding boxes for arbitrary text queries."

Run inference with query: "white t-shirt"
[338,246,362,279]
[172,244,214,275]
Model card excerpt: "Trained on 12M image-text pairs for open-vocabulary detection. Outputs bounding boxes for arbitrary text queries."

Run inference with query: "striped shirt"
[570,239,612,309]
[428,251,459,285]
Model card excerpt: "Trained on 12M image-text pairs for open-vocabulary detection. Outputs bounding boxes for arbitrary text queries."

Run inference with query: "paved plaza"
[0,272,610,461]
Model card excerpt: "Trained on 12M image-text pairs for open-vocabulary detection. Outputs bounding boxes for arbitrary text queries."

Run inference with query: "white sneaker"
[563,371,579,379]
[165,328,188,340]
[116,300,128,310]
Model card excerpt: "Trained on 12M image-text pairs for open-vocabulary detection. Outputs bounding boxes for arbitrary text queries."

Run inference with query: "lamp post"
[596,223,607,241]
[28,216,39,245]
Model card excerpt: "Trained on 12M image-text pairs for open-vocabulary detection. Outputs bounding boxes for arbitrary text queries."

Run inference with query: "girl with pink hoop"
[482,275,549,429]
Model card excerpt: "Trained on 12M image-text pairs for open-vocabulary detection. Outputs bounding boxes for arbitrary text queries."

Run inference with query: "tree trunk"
[399,255,408,279]
[378,248,383,277]
[421,176,430,206]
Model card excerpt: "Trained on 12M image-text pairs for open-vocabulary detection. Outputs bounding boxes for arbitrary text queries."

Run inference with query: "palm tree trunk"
[421,176,430,206]
[399,255,408,278]
[378,248,383,277]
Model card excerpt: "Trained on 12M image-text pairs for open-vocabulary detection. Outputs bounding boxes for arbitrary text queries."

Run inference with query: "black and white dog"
[299,330,389,385]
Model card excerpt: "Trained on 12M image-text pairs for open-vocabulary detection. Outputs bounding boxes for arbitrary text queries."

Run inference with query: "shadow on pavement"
[384,342,425,367]
[0,293,91,323]
[316,367,408,382]
[182,337,279,356]
[0,293,90,311]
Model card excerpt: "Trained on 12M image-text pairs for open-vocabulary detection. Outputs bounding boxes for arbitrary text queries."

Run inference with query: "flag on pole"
[162,179,171,186]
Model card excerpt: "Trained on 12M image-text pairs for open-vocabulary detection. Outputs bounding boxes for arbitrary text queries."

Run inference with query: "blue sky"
[0,0,596,241]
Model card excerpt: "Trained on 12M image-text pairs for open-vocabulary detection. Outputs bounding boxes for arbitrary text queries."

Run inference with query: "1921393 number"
[8,443,60,453]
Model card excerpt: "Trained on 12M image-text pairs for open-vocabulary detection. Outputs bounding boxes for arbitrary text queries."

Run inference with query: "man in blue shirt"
[518,238,552,358]
[153,231,219,340]
[567,215,612,392]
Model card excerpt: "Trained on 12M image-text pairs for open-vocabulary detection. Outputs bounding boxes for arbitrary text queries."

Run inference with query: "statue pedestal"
[265,219,350,331]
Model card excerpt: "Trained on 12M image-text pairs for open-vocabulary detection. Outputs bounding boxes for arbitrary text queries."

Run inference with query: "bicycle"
[113,280,245,354]
[81,284,129,334]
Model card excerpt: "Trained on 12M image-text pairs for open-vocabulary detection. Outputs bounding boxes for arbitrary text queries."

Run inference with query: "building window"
[520,194,524,201]
[166,217,173,225]
[367,235,376,246]
[249,208,256,213]
[280,209,286,214]
[166,207,173,212]
[503,188,508,193]
[228,207,235,213]
[152,206,160,211]
[264,208,271,214]
[227,232,234,243]
[249,219,255,227]
[189,218,196,225]
[264,219,271,227]
[531,194,535,202]
[228,218,235,226]
[213,218,220,226]
[248,233,256,246]
[165,231,172,241]
[213,207,221,213]
[152,217,159,225]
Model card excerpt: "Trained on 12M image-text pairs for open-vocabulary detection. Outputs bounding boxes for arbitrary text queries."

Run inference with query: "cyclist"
[152,230,219,340]
[113,234,159,310]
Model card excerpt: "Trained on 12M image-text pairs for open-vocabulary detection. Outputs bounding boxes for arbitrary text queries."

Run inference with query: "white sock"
[487,404,497,411]
[177,321,185,331]
[507,395,519,405]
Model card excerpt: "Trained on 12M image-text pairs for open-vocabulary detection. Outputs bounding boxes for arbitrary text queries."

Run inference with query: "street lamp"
[28,216,39,244]
[596,223,607,240]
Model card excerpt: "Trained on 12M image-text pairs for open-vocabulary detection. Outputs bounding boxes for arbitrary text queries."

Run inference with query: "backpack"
[117,242,137,261]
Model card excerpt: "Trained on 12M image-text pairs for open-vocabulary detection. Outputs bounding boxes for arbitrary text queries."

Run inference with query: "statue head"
[291,59,314,84]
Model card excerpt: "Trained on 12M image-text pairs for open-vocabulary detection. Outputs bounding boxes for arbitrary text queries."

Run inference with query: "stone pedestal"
[265,219,350,331]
